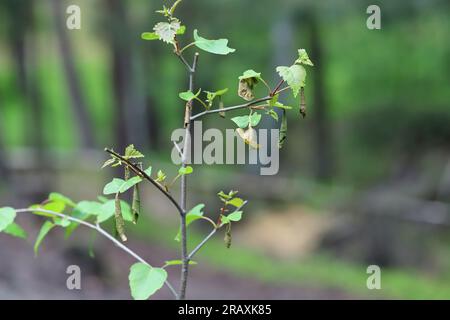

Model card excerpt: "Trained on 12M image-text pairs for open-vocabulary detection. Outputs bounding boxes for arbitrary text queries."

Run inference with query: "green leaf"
[103,178,125,195]
[120,176,143,193]
[176,25,186,35]
[101,158,116,169]
[125,144,144,159]
[76,201,103,216]
[267,109,279,121]
[217,191,231,201]
[276,65,306,97]
[179,88,201,102]
[205,88,228,108]
[4,222,27,239]
[0,207,16,232]
[178,166,193,175]
[34,221,55,256]
[153,20,181,44]
[155,5,170,17]
[221,211,243,224]
[141,32,160,41]
[231,115,250,129]
[156,170,167,183]
[129,263,167,300]
[227,211,243,222]
[142,26,186,39]
[43,201,66,214]
[218,190,239,202]
[249,113,262,127]
[164,260,197,267]
[272,102,293,110]
[295,49,314,66]
[48,192,76,207]
[238,69,262,82]
[144,166,152,176]
[29,204,55,218]
[53,217,70,228]
[226,197,244,208]
[193,29,235,55]
[97,200,133,224]
[103,177,142,195]
[175,204,205,241]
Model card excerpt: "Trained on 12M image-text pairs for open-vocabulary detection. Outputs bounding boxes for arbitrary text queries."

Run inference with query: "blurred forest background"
[1,0,450,299]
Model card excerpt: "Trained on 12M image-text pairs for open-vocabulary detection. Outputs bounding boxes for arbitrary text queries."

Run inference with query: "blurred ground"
[0,229,355,300]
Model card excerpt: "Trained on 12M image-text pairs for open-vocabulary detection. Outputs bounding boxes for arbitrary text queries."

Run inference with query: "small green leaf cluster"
[229,49,314,149]
[141,0,235,56]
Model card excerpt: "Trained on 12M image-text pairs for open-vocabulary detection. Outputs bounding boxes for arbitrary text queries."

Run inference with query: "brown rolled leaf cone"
[300,87,306,118]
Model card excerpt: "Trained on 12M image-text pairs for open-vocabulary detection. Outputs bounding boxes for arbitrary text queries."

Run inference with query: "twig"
[104,148,185,216]
[270,79,284,96]
[175,52,193,73]
[179,42,196,55]
[15,208,178,298]
[190,96,273,121]
[187,229,217,261]
[189,85,289,121]
[187,200,248,261]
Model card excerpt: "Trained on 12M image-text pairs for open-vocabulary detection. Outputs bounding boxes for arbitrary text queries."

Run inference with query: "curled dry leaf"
[236,127,259,149]
[238,80,255,101]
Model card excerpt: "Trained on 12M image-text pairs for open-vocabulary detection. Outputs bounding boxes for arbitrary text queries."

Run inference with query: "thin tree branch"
[179,42,196,55]
[189,84,292,121]
[190,96,273,121]
[270,79,285,96]
[15,208,178,298]
[104,148,185,216]
[178,52,199,300]
[187,228,217,261]
[175,52,193,72]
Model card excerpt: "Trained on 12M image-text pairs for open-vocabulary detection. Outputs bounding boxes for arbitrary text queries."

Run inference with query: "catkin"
[278,109,287,149]
[132,184,140,224]
[224,224,232,248]
[115,193,127,242]
[300,87,306,118]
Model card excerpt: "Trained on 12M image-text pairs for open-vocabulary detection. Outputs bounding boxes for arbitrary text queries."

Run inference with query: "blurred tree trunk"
[2,0,40,149]
[105,0,148,152]
[306,9,334,181]
[51,0,96,149]
[2,0,51,202]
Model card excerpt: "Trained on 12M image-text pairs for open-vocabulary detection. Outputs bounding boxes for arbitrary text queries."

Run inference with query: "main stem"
[179,52,199,300]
